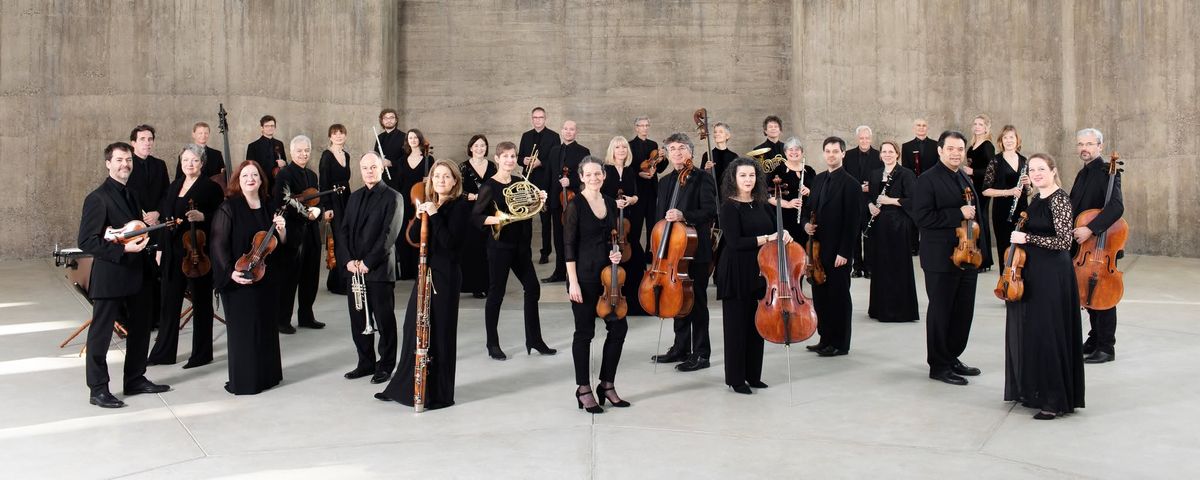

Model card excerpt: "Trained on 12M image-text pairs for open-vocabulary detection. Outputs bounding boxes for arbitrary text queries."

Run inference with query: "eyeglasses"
[1076,142,1099,148]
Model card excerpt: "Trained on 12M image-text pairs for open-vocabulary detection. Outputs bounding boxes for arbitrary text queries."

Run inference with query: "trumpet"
[352,268,376,335]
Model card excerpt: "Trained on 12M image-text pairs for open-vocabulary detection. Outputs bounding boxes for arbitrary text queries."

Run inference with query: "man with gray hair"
[843,125,881,278]
[630,116,662,263]
[1069,127,1124,364]
[272,135,327,334]
[902,118,938,176]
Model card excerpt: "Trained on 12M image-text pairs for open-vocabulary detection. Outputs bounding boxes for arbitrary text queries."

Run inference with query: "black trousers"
[641,201,659,264]
[346,280,398,374]
[325,219,346,295]
[485,246,545,347]
[1085,307,1117,354]
[722,298,764,386]
[539,211,553,257]
[87,289,153,396]
[571,282,628,385]
[813,262,853,351]
[278,232,320,327]
[854,216,869,274]
[924,269,978,375]
[670,261,711,359]
[148,272,214,365]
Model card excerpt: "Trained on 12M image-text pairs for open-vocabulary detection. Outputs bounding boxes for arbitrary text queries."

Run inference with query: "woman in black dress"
[566,156,629,413]
[472,141,556,360]
[1004,153,1085,420]
[210,160,286,395]
[148,144,225,367]
[716,158,787,394]
[319,124,351,295]
[378,160,470,409]
[397,128,435,280]
[864,141,919,322]
[459,134,496,298]
[767,137,815,246]
[601,137,645,316]
[983,125,1030,267]
[967,114,996,270]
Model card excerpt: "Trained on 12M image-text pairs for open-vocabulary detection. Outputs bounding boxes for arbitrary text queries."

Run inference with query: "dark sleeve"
[336,197,353,269]
[912,175,964,229]
[427,199,469,254]
[318,153,333,211]
[895,169,916,208]
[1026,193,1074,251]
[681,172,718,227]
[837,178,861,259]
[656,177,670,219]
[153,163,170,211]
[562,199,580,262]
[471,183,498,231]
[1086,172,1124,234]
[719,202,759,251]
[210,202,234,291]
[78,192,126,264]
[364,193,402,272]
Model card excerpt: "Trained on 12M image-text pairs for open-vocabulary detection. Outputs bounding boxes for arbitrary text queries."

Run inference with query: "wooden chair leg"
[60,318,93,349]
[178,306,195,330]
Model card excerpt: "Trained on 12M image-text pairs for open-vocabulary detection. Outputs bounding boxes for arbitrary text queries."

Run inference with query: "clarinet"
[1008,162,1027,223]
[863,168,896,238]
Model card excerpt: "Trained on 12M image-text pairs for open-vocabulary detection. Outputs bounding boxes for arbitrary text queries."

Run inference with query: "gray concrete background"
[2,0,1197,259]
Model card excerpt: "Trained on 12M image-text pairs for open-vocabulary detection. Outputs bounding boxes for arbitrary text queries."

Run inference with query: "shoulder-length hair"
[226,160,271,201]
[605,136,632,167]
[466,134,489,158]
[425,159,463,204]
[403,128,427,156]
[721,157,768,205]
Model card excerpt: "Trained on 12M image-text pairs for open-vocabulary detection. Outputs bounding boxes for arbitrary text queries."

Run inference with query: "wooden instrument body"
[639,220,697,318]
[597,264,628,320]
[181,223,211,278]
[805,212,827,285]
[324,222,336,270]
[639,149,662,176]
[1073,209,1127,310]
[405,181,426,248]
[559,167,576,223]
[756,240,817,344]
[104,218,180,244]
[994,212,1028,301]
[951,188,984,269]
[413,210,432,412]
[234,228,279,284]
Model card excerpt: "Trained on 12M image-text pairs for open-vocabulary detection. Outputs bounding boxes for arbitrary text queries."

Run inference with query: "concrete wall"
[2,0,1197,258]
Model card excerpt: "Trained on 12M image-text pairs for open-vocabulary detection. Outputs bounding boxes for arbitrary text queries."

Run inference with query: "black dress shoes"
[930,371,968,386]
[730,384,753,395]
[1084,351,1115,364]
[748,380,769,389]
[344,368,373,379]
[651,349,687,363]
[1082,339,1096,356]
[538,254,550,265]
[952,362,981,376]
[540,274,566,283]
[299,320,326,329]
[89,392,125,409]
[805,344,826,352]
[676,356,710,372]
[370,371,392,384]
[472,292,487,299]
[124,380,171,396]
[816,345,848,357]
[487,345,508,361]
[278,324,297,335]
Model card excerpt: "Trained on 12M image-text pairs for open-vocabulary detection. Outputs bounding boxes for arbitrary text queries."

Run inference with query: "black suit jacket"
[338,183,403,282]
[518,128,560,190]
[374,128,406,188]
[77,178,147,299]
[901,137,938,176]
[1070,157,1124,235]
[173,146,225,181]
[656,167,718,263]
[246,136,287,185]
[546,141,590,212]
[805,168,862,265]
[271,163,321,253]
[128,154,170,215]
[911,161,984,272]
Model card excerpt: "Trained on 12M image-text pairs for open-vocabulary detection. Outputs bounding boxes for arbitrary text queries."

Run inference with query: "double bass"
[638,161,698,319]
[181,199,211,278]
[994,212,1028,301]
[693,107,722,275]
[951,187,984,269]
[756,176,817,345]
[1074,152,1127,310]
[215,103,232,189]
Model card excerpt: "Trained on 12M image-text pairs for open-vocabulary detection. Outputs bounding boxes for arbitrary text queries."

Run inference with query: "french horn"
[490,166,545,240]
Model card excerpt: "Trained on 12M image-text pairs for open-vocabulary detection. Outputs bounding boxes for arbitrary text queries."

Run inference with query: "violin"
[104,218,181,244]
[639,148,664,177]
[638,161,698,319]
[405,142,433,248]
[597,230,628,321]
[951,187,984,270]
[559,166,576,223]
[805,212,826,285]
[287,185,346,210]
[324,221,336,271]
[756,176,817,345]
[615,189,633,262]
[233,206,285,284]
[181,199,211,278]
[994,212,1028,301]
[1074,152,1127,310]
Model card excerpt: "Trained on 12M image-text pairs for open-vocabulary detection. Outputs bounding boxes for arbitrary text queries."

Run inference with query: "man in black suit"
[629,116,663,263]
[911,130,985,386]
[901,118,938,176]
[518,107,561,264]
[174,122,225,181]
[842,125,882,278]
[542,120,589,283]
[338,152,405,384]
[803,136,862,357]
[650,132,718,372]
[245,115,287,188]
[374,108,405,191]
[753,115,785,159]
[77,142,172,408]
[127,124,170,335]
[1070,127,1124,364]
[271,135,326,334]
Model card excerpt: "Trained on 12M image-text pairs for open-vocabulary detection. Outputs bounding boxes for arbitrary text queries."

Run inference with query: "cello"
[994,212,1028,301]
[181,199,211,278]
[756,176,818,345]
[951,187,984,270]
[597,230,628,322]
[638,161,698,319]
[1073,152,1127,310]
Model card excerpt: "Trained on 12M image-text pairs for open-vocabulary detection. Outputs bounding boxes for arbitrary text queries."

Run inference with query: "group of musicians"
[76,108,1122,421]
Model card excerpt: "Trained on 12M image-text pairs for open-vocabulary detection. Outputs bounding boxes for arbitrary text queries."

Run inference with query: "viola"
[181,199,211,278]
[104,218,181,244]
[638,161,698,319]
[615,189,633,262]
[597,230,628,321]
[324,221,336,271]
[994,212,1028,301]
[233,206,285,284]
[640,148,664,177]
[756,176,817,345]
[559,166,576,223]
[805,212,826,285]
[951,187,984,270]
[287,185,346,209]
[1073,152,1127,310]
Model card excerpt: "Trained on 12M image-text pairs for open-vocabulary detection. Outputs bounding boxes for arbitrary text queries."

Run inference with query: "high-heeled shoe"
[487,345,507,361]
[730,384,753,395]
[576,387,604,414]
[596,382,631,407]
[527,342,557,356]
[748,380,769,389]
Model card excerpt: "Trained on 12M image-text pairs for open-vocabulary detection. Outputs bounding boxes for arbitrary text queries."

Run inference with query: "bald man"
[542,120,590,283]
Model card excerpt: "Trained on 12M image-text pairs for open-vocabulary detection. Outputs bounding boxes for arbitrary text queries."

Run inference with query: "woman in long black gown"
[865,141,919,322]
[967,114,996,270]
[1004,153,1084,420]
[767,137,815,246]
[210,160,287,395]
[319,124,351,295]
[459,134,496,298]
[716,158,784,394]
[601,137,645,316]
[566,156,628,413]
[148,144,224,367]
[378,160,469,409]
[982,125,1029,267]
[396,128,435,280]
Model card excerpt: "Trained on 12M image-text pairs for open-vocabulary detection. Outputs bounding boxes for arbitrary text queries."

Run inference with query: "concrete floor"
[1,253,1197,479]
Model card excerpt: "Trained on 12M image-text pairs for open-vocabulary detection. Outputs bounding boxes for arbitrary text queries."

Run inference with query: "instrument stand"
[178,289,227,330]
[653,319,665,374]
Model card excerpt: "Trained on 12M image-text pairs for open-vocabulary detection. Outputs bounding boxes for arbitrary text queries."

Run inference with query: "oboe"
[1008,162,1027,223]
[863,167,896,238]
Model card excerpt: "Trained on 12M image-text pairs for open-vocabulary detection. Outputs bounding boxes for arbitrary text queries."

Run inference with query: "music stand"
[178,287,226,330]
[53,246,127,352]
